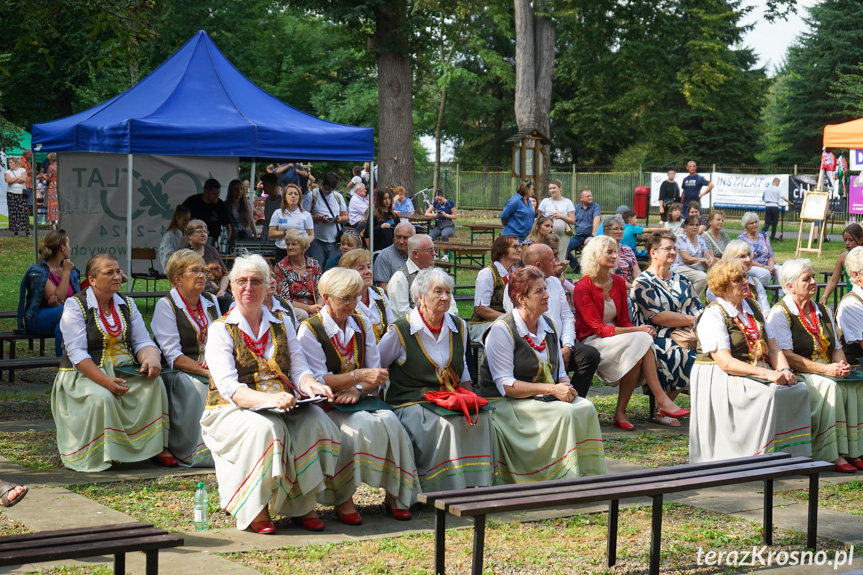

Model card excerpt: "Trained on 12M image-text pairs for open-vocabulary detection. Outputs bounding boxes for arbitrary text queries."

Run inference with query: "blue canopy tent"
[32,30,375,271]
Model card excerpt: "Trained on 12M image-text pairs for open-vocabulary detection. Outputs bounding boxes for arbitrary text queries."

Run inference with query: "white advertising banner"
[648,172,709,210]
[710,172,790,210]
[58,154,238,273]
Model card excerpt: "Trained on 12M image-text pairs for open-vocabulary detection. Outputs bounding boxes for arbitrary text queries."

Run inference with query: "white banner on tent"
[710,172,789,209]
[59,154,238,272]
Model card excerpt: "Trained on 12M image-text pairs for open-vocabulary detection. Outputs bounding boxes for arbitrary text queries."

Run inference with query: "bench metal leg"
[146,550,159,575]
[807,474,819,549]
[606,499,619,567]
[649,495,663,575]
[435,508,446,575]
[763,478,773,545]
[114,552,125,575]
[472,515,486,575]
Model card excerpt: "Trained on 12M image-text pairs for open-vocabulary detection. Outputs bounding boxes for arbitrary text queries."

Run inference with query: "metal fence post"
[456,164,460,207]
[571,164,576,203]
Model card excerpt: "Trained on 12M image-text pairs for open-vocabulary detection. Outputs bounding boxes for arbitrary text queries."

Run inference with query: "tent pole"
[368,162,375,255]
[126,154,133,293]
[31,155,38,264]
[249,161,256,234]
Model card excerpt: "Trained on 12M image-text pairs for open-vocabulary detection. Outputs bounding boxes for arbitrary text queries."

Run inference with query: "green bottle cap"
[198,482,205,489]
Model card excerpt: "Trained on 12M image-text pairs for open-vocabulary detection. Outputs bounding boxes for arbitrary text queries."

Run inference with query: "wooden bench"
[0,521,183,575]
[0,356,62,383]
[0,332,48,359]
[419,453,832,575]
[465,223,503,243]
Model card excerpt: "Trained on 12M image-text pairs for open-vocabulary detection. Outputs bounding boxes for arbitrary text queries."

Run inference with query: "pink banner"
[850,174,863,214]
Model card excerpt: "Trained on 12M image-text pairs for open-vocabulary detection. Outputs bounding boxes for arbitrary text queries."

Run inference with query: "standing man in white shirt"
[388,235,458,319]
[504,243,600,397]
[762,177,789,242]
[302,172,348,266]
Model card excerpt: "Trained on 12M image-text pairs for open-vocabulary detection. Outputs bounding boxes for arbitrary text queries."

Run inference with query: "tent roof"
[32,31,373,161]
[823,117,863,149]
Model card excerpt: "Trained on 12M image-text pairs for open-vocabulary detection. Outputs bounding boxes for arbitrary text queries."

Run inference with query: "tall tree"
[770,0,863,164]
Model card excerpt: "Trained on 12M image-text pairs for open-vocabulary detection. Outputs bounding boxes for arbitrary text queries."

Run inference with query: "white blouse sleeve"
[458,318,471,384]
[127,297,156,356]
[204,321,243,402]
[303,212,314,231]
[474,267,494,307]
[150,297,182,368]
[484,321,517,395]
[502,285,514,313]
[296,323,330,378]
[378,324,406,367]
[837,297,863,344]
[765,305,793,351]
[60,297,90,366]
[361,317,382,369]
[696,305,731,353]
[283,319,315,384]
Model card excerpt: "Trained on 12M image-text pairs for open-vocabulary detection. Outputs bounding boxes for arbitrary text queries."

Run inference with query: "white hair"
[229,254,270,284]
[741,212,760,226]
[846,246,863,277]
[778,258,814,290]
[411,268,454,303]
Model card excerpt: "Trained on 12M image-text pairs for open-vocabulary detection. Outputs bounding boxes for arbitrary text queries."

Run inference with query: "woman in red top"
[574,236,690,430]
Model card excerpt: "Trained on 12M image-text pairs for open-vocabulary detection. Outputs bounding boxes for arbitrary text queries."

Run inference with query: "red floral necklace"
[795,301,820,335]
[98,300,123,338]
[242,329,269,357]
[524,333,547,353]
[179,292,209,344]
[418,309,443,334]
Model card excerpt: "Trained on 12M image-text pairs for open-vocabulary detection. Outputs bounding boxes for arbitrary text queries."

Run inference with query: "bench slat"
[449,460,833,517]
[0,525,160,552]
[0,533,183,566]
[0,522,152,544]
[418,452,792,506]
[428,455,811,511]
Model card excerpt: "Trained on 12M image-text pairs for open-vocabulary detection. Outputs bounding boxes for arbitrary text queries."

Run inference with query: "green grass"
[777,478,863,517]
[221,502,848,575]
[0,430,62,470]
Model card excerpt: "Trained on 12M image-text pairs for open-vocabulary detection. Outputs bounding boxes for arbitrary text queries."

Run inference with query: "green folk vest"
[775,299,836,362]
[300,312,367,375]
[395,262,420,309]
[478,312,560,398]
[273,296,298,329]
[166,292,220,362]
[59,292,134,369]
[205,319,292,407]
[838,291,863,364]
[385,313,466,405]
[367,286,389,342]
[469,264,506,323]
[695,298,766,364]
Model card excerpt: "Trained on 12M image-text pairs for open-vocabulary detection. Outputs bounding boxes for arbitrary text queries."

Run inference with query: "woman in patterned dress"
[603,216,640,288]
[297,267,418,522]
[630,230,703,426]
[52,254,173,471]
[274,229,323,316]
[45,154,60,227]
[670,215,715,297]
[201,254,339,534]
[739,211,778,286]
[767,258,862,473]
[339,249,393,343]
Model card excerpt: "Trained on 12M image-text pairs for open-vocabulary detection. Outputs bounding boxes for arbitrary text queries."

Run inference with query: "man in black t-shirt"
[181,178,230,245]
[658,169,680,222]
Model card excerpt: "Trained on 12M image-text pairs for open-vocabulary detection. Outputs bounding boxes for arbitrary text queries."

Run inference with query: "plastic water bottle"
[194,482,209,530]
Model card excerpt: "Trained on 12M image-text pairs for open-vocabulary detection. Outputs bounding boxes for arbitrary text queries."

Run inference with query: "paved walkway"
[1,388,862,573]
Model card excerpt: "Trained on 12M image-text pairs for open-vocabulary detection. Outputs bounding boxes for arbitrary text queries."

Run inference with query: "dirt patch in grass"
[603,432,690,468]
[222,502,847,575]
[0,512,31,536]
[0,391,52,421]
[0,430,62,470]
[777,478,863,516]
[70,476,388,533]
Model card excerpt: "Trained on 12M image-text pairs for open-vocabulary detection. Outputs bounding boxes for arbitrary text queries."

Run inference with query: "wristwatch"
[354,384,363,393]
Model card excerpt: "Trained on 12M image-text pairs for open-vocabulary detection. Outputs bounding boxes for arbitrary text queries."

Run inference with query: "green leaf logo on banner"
[138,178,173,218]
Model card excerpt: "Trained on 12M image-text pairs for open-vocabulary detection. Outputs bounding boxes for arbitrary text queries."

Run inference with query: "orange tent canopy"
[824,117,863,148]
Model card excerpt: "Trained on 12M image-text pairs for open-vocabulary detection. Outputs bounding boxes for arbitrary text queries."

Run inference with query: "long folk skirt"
[161,371,213,467]
[200,403,339,531]
[394,404,495,491]
[489,397,607,484]
[51,351,169,472]
[690,363,812,463]
[800,372,863,461]
[319,409,419,509]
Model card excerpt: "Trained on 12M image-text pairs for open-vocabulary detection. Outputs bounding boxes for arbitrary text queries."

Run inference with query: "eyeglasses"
[332,294,360,303]
[655,246,677,252]
[185,267,206,276]
[194,229,209,235]
[234,278,264,288]
[731,275,748,284]
[418,248,437,254]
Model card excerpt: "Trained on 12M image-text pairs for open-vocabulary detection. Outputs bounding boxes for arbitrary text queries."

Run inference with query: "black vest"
[59,291,134,369]
[470,264,506,323]
[838,291,863,364]
[695,298,765,364]
[775,299,836,362]
[300,312,367,375]
[159,292,220,362]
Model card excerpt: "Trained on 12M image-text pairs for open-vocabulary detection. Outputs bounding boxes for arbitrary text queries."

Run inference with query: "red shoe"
[384,502,412,521]
[150,454,179,467]
[612,417,635,431]
[657,407,690,419]
[250,519,276,534]
[835,463,857,474]
[336,508,363,525]
[292,516,325,532]
[849,460,863,470]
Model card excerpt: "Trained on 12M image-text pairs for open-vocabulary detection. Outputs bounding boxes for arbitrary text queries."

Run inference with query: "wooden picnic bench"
[418,452,833,575]
[0,521,183,575]
[465,223,503,243]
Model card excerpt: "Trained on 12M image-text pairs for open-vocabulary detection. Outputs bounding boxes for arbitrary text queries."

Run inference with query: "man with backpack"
[302,172,348,265]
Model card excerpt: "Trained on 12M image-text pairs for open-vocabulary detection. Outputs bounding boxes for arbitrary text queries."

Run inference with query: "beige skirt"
[582,331,653,384]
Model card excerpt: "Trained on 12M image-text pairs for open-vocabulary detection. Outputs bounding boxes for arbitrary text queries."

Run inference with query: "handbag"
[670,327,698,349]
[424,386,489,426]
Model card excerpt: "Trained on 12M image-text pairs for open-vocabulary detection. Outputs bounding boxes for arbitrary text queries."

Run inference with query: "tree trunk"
[433,87,447,192]
[514,0,554,198]
[374,0,415,193]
